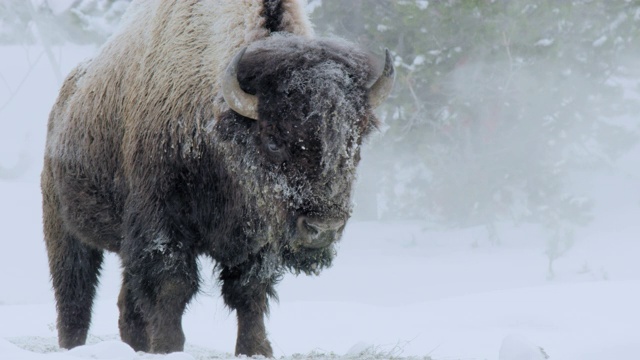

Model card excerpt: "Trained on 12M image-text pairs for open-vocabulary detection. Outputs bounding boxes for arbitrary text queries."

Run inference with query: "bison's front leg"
[220,261,278,357]
[120,228,199,354]
[117,272,150,352]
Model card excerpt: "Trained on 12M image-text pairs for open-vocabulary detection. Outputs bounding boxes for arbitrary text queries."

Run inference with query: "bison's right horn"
[222,47,259,120]
[368,48,395,109]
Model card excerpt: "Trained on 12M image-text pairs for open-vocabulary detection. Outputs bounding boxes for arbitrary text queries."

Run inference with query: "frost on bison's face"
[214,37,388,275]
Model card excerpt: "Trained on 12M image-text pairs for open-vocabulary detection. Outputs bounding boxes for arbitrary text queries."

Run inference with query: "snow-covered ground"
[1,42,639,360]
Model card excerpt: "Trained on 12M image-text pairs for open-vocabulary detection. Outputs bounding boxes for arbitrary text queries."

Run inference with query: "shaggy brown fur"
[42,0,392,357]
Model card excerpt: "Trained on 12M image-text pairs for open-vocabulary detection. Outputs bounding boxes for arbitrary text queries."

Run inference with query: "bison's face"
[222,37,393,273]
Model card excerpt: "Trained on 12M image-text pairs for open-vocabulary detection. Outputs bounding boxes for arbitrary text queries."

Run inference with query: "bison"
[42,0,394,357]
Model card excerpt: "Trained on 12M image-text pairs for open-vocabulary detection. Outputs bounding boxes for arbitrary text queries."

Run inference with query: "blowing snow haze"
[313,1,640,233]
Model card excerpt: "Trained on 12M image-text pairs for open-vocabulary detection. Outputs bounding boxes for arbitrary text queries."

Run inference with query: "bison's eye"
[267,139,282,153]
[262,136,288,164]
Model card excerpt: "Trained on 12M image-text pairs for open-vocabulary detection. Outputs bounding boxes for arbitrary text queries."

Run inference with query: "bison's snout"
[296,216,345,248]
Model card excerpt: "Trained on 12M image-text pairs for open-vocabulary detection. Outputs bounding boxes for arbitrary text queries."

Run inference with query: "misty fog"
[311,0,640,264]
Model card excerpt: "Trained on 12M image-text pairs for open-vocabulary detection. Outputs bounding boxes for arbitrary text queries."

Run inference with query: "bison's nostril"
[296,216,345,248]
[300,217,345,234]
[303,219,321,236]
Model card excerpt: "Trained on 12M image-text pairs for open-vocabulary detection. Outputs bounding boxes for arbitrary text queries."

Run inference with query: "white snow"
[592,35,608,47]
[41,1,75,16]
[415,1,429,11]
[305,0,323,14]
[1,41,639,360]
[499,334,548,360]
[534,38,554,47]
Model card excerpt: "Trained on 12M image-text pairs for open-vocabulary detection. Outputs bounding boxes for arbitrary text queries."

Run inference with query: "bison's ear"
[222,48,259,120]
[368,48,395,109]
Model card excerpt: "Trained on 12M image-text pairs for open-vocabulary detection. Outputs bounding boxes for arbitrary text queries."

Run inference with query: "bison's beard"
[282,243,337,276]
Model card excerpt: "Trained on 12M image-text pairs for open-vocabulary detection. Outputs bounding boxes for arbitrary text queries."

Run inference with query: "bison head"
[218,36,393,274]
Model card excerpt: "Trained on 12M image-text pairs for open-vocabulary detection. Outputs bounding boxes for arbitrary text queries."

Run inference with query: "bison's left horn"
[368,48,395,109]
[222,47,259,120]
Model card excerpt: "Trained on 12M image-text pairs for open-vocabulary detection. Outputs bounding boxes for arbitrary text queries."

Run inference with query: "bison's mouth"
[280,214,346,275]
[282,211,348,275]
